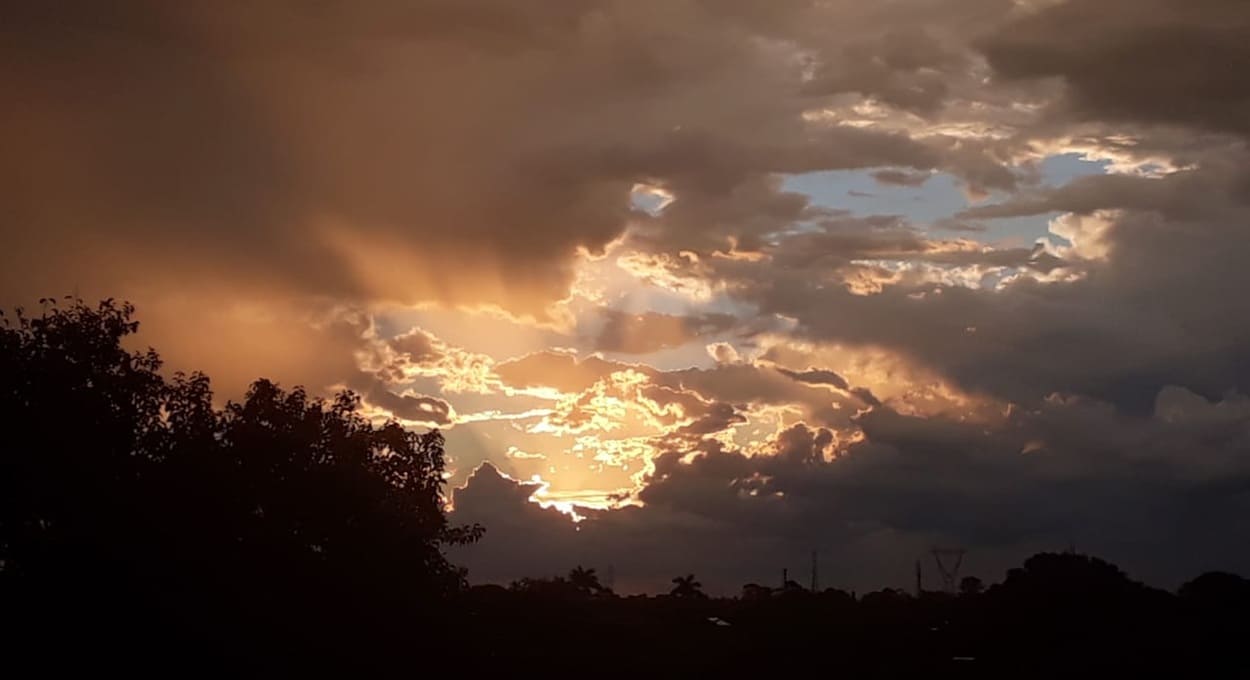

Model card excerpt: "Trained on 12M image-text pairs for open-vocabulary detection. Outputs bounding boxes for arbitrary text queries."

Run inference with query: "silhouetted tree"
[741,582,771,600]
[860,587,910,609]
[1177,571,1250,666]
[670,573,706,598]
[568,565,610,597]
[1178,571,1250,606]
[0,299,481,672]
[510,576,573,598]
[959,576,984,596]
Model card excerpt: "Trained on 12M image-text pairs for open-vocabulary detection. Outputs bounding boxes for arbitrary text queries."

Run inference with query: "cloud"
[636,152,1250,414]
[978,0,1250,138]
[872,169,932,188]
[452,390,1250,594]
[594,310,737,354]
[931,218,988,233]
[670,401,747,439]
[958,169,1240,222]
[494,352,632,394]
[776,365,881,408]
[359,384,455,426]
[0,0,1026,320]
[777,367,851,390]
[0,2,639,317]
[706,342,741,364]
[387,329,443,365]
[9,0,1250,596]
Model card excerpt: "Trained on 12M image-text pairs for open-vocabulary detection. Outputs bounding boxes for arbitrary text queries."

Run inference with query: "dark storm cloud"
[9,0,1250,595]
[657,363,877,429]
[448,461,794,592]
[0,0,1022,316]
[0,1,629,315]
[959,168,1244,222]
[670,401,748,439]
[411,0,1250,593]
[776,363,883,408]
[849,387,883,408]
[732,212,1066,280]
[777,367,850,390]
[452,390,1250,593]
[642,144,1249,413]
[362,386,454,426]
[979,0,1250,137]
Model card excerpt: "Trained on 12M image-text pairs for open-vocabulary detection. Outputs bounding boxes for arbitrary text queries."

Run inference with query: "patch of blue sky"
[781,152,1109,247]
[628,186,671,215]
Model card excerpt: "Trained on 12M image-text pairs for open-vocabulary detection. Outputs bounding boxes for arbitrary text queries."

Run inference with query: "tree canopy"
[0,299,479,671]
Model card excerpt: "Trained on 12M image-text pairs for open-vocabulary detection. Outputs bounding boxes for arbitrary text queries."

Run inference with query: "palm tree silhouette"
[568,566,606,596]
[670,574,706,598]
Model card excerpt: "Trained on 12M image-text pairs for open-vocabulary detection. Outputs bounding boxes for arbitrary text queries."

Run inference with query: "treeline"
[0,299,480,673]
[463,557,1249,675]
[2,300,1247,675]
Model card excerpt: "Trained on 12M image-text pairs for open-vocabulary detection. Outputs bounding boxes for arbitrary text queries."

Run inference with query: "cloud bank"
[4,0,1250,591]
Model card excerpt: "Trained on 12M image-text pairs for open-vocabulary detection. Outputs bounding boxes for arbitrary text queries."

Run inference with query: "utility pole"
[915,559,923,597]
[782,568,788,589]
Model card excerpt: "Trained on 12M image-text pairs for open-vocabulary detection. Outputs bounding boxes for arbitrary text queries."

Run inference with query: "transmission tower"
[930,547,967,593]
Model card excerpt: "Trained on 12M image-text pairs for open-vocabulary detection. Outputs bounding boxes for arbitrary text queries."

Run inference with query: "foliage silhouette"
[670,573,707,598]
[508,566,615,601]
[568,565,610,597]
[0,299,480,672]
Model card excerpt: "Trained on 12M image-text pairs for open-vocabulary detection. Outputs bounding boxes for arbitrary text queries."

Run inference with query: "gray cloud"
[979,0,1250,138]
[872,169,932,188]
[366,389,454,426]
[594,310,737,354]
[492,350,876,431]
[387,329,443,365]
[452,390,1250,593]
[8,0,1250,594]
[959,168,1244,222]
[649,157,1250,414]
[777,367,850,390]
[0,0,1025,317]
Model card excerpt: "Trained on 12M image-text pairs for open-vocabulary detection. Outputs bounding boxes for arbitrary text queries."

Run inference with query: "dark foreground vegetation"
[2,300,1247,676]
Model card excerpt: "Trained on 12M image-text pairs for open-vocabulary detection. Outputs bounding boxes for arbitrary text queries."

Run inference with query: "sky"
[3,0,1250,595]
